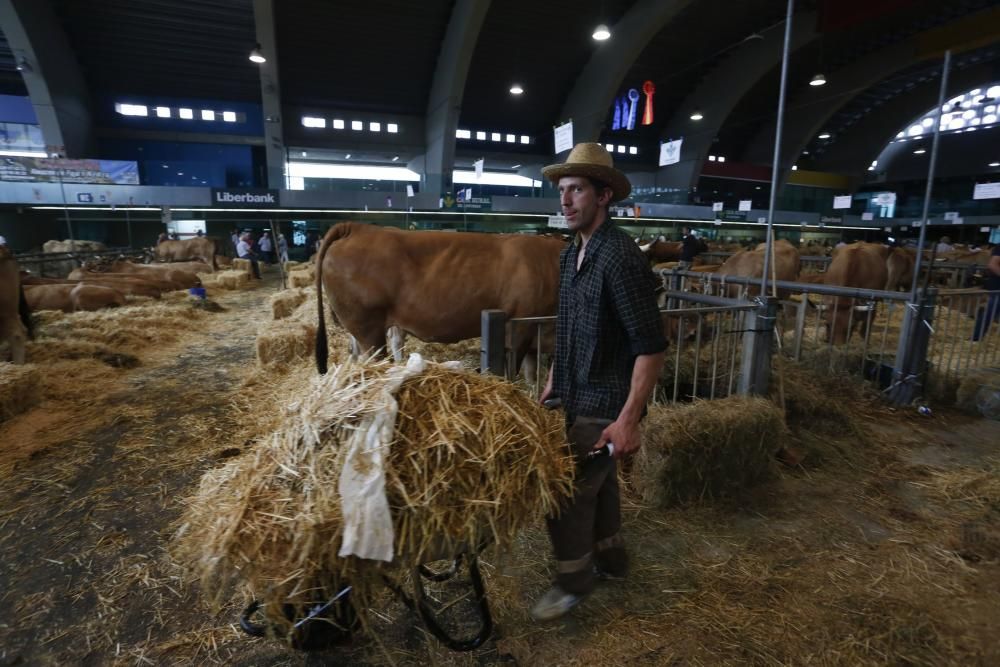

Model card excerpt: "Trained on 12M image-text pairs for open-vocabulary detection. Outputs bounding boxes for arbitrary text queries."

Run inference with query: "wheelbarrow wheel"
[411,552,493,651]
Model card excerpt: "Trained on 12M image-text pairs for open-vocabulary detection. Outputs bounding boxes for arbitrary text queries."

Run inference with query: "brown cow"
[1,247,31,363]
[315,223,564,373]
[61,271,170,298]
[885,247,915,291]
[153,237,218,269]
[24,283,126,312]
[715,239,801,298]
[147,260,212,274]
[101,260,200,289]
[639,240,683,263]
[821,242,889,344]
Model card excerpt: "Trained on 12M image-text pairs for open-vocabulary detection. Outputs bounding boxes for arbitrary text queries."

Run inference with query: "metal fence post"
[738,297,777,395]
[481,309,507,376]
[888,288,937,405]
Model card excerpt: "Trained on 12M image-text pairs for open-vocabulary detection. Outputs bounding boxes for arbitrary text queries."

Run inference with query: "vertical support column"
[480,309,507,376]
[738,297,777,395]
[888,289,937,405]
[422,0,491,198]
[252,0,286,189]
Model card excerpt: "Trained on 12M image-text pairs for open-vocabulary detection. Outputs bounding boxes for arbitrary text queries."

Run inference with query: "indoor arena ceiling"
[3,0,1000,174]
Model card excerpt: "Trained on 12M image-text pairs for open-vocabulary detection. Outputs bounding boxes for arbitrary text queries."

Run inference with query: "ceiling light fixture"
[810,73,826,87]
[818,132,831,139]
[511,164,521,169]
[345,154,351,159]
[913,148,926,154]
[989,161,999,167]
[249,44,266,63]
[690,109,704,121]
[592,24,611,41]
[15,56,32,73]
[392,156,400,161]
[509,84,524,95]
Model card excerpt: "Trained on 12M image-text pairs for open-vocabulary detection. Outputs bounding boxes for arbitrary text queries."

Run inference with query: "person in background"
[533,143,667,621]
[935,236,954,254]
[196,229,204,238]
[277,232,289,264]
[678,226,703,270]
[259,230,274,265]
[156,232,168,245]
[972,244,1000,341]
[230,228,240,255]
[236,232,261,280]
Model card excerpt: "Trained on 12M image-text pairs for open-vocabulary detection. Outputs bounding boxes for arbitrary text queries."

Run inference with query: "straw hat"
[542,142,631,202]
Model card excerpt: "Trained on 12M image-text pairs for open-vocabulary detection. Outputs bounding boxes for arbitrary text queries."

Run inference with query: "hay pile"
[255,320,317,366]
[270,288,307,320]
[174,358,573,633]
[288,265,315,288]
[955,369,1000,418]
[632,395,785,507]
[0,364,42,421]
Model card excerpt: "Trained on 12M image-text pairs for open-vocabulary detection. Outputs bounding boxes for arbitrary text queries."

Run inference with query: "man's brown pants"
[546,416,627,595]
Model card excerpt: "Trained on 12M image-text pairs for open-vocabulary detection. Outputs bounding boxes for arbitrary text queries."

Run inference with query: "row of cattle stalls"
[660,267,999,412]
[481,261,998,414]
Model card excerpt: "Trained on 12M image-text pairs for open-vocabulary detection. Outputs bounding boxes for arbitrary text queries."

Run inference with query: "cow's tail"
[315,223,352,374]
[18,280,34,340]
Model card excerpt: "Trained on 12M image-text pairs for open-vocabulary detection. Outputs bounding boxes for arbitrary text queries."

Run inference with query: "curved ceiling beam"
[421,0,492,195]
[0,0,94,157]
[812,61,997,178]
[557,0,695,153]
[655,11,817,191]
[741,5,1000,186]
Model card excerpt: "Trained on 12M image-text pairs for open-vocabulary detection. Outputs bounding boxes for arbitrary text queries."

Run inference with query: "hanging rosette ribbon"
[642,80,656,126]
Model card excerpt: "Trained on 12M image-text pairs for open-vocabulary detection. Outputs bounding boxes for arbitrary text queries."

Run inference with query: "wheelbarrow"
[239,543,494,652]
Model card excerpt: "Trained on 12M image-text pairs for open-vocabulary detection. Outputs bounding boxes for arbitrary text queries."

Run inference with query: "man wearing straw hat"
[533,143,667,620]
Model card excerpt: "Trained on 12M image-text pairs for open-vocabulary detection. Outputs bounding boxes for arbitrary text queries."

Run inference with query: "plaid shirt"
[553,220,667,421]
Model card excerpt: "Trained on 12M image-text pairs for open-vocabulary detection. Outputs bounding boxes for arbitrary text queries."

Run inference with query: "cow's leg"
[387,326,406,362]
[1,321,27,364]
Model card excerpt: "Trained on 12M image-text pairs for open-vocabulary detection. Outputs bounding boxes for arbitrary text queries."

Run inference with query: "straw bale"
[255,320,317,366]
[0,363,42,421]
[175,359,573,634]
[955,369,1000,418]
[632,395,785,507]
[282,261,302,271]
[288,267,314,288]
[217,270,250,290]
[231,258,252,275]
[270,288,308,320]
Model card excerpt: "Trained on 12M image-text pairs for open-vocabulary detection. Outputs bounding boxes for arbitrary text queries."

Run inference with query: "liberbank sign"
[211,188,280,207]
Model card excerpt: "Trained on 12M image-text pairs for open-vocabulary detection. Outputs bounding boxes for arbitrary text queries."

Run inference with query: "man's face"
[558,176,611,234]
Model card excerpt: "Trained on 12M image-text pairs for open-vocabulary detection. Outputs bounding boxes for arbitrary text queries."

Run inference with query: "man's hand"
[539,366,555,405]
[594,417,641,459]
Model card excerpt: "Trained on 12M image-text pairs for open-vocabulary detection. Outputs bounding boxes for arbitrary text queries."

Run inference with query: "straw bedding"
[174,358,574,633]
[632,395,785,507]
[0,364,42,421]
[270,288,308,320]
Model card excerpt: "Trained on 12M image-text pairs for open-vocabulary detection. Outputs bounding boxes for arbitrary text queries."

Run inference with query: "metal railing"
[480,291,767,405]
[661,267,999,405]
[15,247,149,278]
